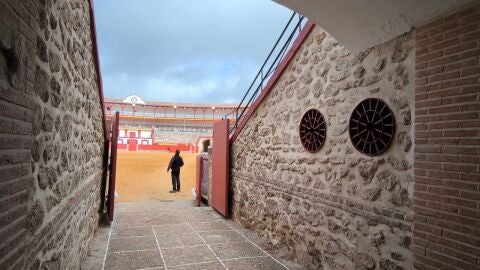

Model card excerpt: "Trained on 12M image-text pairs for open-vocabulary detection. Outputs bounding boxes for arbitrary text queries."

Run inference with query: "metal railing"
[226,12,306,134]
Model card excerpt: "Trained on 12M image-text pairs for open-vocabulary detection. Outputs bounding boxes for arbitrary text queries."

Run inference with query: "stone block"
[210,242,265,260]
[199,230,245,244]
[104,250,164,270]
[223,256,286,270]
[162,245,216,267]
[108,236,157,253]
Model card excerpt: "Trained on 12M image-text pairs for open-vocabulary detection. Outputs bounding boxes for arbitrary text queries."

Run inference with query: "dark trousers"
[171,171,180,191]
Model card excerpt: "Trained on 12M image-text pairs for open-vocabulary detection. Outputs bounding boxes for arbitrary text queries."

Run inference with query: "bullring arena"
[1,1,480,269]
[115,151,197,201]
[105,95,236,201]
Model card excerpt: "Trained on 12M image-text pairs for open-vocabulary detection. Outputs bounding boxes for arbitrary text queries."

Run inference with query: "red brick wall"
[414,3,480,270]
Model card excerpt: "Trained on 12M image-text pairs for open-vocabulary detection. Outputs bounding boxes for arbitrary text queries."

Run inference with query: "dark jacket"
[168,154,184,172]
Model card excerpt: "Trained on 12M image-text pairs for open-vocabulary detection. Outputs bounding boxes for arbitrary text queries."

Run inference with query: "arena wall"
[230,3,480,269]
[0,0,105,269]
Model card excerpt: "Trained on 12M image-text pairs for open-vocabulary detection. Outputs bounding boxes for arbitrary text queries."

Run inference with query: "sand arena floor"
[115,151,198,201]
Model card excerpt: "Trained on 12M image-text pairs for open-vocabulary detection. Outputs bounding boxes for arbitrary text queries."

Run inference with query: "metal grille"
[299,109,326,153]
[349,98,395,156]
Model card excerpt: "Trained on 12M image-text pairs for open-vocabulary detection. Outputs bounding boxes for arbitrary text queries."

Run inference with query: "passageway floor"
[82,200,306,270]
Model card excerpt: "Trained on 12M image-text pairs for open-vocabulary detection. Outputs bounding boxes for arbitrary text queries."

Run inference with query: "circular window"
[299,109,326,153]
[349,98,395,156]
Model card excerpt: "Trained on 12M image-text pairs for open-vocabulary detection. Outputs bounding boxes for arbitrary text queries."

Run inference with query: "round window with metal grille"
[299,109,326,153]
[349,98,395,156]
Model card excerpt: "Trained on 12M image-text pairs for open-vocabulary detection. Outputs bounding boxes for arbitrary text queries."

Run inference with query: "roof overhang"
[273,0,475,54]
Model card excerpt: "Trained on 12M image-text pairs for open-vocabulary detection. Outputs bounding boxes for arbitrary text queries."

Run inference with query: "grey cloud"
[94,0,292,103]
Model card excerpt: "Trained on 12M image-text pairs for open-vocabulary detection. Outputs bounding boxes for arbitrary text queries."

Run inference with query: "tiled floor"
[82,201,305,270]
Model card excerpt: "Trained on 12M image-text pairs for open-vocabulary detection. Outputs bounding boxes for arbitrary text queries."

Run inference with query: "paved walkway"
[82,200,305,270]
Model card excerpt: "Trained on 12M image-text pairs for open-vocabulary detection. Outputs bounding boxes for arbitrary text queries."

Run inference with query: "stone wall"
[231,25,415,269]
[0,0,105,269]
[413,4,480,270]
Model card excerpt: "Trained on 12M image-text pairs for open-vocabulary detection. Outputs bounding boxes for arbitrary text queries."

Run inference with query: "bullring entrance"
[105,96,236,202]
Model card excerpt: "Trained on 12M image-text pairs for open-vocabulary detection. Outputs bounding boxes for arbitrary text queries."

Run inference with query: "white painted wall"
[273,0,474,54]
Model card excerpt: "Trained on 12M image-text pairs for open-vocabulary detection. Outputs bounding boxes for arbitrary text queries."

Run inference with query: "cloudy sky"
[94,0,292,104]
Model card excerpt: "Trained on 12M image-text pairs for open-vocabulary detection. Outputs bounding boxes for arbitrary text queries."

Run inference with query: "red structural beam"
[104,100,241,109]
[104,101,241,112]
[104,102,238,122]
[105,114,234,123]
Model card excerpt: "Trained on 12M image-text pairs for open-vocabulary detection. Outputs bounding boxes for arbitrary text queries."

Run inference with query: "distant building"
[104,95,240,152]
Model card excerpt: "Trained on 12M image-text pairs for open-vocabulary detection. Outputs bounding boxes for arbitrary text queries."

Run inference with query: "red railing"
[227,12,307,134]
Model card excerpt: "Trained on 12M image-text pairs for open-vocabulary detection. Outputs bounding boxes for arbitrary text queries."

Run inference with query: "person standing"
[167,150,184,193]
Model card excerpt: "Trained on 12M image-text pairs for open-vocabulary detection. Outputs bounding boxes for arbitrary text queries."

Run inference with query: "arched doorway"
[202,139,211,152]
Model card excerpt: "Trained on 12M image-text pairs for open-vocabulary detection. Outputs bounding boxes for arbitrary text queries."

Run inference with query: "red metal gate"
[195,153,209,207]
[211,119,229,216]
[107,112,119,223]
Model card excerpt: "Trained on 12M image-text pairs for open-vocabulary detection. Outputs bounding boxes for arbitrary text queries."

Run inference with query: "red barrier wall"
[117,144,127,150]
[117,143,194,152]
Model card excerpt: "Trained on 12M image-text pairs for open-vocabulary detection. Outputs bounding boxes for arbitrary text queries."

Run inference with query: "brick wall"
[0,0,40,268]
[0,0,105,269]
[413,3,480,270]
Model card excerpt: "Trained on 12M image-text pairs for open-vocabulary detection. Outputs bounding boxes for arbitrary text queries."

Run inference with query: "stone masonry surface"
[413,3,480,270]
[0,0,105,269]
[231,24,415,269]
